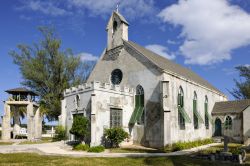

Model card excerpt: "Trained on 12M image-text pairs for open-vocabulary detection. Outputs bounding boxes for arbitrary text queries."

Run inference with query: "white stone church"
[59,11,227,148]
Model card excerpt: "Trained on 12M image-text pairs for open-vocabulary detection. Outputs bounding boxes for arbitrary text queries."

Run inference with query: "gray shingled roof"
[212,99,250,114]
[5,87,38,96]
[124,40,223,95]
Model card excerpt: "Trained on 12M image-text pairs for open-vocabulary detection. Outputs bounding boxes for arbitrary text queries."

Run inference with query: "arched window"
[204,96,209,129]
[225,116,232,130]
[113,20,118,33]
[193,92,198,129]
[76,95,80,108]
[178,86,185,129]
[136,85,144,95]
[136,85,144,125]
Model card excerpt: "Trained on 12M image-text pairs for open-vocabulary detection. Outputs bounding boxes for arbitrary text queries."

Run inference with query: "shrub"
[73,144,89,151]
[70,116,89,141]
[88,145,105,153]
[165,138,214,152]
[104,127,129,148]
[53,125,67,141]
[230,147,241,155]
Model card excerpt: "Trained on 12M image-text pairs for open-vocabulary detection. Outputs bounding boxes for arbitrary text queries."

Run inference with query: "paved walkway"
[0,142,220,158]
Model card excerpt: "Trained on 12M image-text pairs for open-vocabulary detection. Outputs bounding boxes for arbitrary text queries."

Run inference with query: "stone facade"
[212,100,250,145]
[60,11,227,148]
[59,82,134,146]
[1,100,42,140]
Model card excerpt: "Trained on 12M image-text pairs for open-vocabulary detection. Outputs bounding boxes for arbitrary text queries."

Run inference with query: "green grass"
[88,145,105,153]
[73,144,89,151]
[198,143,243,155]
[0,153,237,166]
[164,138,214,152]
[19,137,53,145]
[109,148,164,153]
[0,142,14,145]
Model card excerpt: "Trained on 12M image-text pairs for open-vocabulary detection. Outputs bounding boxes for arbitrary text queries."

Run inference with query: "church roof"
[212,99,250,114]
[124,40,224,95]
[114,11,129,25]
[5,87,38,96]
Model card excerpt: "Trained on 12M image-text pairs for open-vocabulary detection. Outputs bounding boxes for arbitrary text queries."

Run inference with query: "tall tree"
[230,65,250,99]
[10,27,95,120]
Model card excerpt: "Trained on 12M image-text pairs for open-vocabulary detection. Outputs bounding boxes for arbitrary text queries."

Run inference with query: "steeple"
[106,11,129,50]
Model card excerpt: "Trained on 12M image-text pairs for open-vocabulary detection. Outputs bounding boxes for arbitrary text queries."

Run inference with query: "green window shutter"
[129,106,139,124]
[178,106,191,123]
[193,100,204,124]
[181,96,184,107]
[136,107,144,122]
[193,100,196,111]
[205,109,213,124]
[178,94,181,105]
[129,95,145,125]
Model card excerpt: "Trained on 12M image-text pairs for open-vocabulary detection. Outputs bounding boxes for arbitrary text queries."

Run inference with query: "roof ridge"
[124,40,224,95]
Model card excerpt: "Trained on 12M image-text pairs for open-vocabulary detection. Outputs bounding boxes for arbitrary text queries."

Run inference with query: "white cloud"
[146,44,175,60]
[78,52,98,61]
[19,0,70,16]
[158,0,250,65]
[68,0,156,20]
[244,64,250,68]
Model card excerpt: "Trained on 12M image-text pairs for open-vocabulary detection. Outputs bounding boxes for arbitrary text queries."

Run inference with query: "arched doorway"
[214,118,222,136]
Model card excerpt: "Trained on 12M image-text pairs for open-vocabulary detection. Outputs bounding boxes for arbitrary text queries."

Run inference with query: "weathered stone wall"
[62,82,134,146]
[243,106,250,144]
[213,113,243,143]
[87,46,164,147]
[163,73,227,144]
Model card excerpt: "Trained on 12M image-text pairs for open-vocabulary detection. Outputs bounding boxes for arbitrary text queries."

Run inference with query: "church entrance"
[214,118,222,136]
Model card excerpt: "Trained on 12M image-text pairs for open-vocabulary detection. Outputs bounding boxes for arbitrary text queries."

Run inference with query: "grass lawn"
[0,153,235,166]
[19,137,53,145]
[0,142,13,145]
[198,143,243,154]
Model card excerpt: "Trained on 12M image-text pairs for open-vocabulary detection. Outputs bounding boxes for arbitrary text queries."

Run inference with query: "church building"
[59,11,227,148]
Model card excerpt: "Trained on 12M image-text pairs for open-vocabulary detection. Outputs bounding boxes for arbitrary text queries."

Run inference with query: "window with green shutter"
[178,86,186,130]
[205,96,209,129]
[129,85,145,125]
[193,92,198,129]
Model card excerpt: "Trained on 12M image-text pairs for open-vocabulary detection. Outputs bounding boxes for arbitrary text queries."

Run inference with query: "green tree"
[70,116,89,142]
[230,65,250,99]
[10,27,95,120]
[54,125,67,141]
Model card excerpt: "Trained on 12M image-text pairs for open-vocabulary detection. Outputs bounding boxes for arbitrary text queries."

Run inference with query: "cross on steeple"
[116,2,120,13]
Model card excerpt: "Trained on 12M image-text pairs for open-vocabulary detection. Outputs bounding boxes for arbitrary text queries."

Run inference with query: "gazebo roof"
[5,87,38,96]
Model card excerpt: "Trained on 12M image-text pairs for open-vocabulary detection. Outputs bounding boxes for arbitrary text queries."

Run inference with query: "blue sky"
[0,0,250,123]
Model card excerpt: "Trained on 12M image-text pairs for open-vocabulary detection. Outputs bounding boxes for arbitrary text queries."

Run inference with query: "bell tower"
[106,11,129,50]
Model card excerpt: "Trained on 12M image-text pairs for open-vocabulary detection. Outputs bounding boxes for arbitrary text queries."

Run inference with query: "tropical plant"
[70,116,89,141]
[104,127,129,148]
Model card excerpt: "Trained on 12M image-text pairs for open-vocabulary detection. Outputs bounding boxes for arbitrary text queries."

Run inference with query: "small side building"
[212,99,250,145]
[1,88,42,140]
